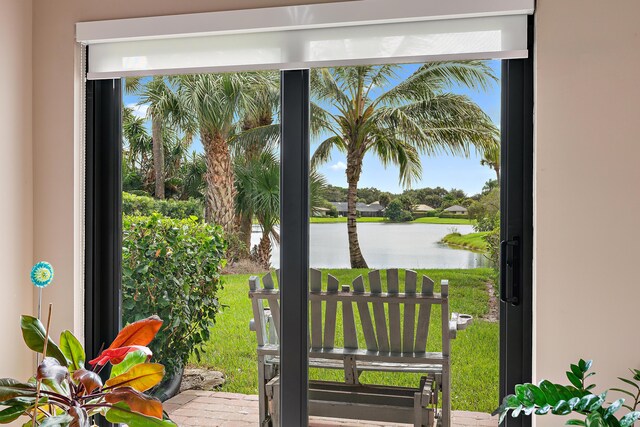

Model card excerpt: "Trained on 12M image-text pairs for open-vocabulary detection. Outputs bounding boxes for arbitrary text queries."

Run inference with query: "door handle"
[500,237,520,306]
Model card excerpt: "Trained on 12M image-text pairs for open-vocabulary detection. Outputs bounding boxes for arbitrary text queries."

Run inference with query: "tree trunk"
[346,149,368,268]
[238,212,253,251]
[151,113,165,199]
[202,131,236,236]
[255,231,272,269]
[494,164,500,182]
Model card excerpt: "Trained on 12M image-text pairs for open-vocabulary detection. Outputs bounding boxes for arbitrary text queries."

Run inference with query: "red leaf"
[105,386,163,419]
[108,316,163,350]
[89,345,152,367]
[72,369,103,394]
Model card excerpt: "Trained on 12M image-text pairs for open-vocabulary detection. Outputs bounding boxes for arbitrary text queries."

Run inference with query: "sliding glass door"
[83,13,533,427]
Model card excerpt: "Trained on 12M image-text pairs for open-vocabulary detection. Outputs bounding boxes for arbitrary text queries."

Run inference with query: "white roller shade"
[78,0,533,80]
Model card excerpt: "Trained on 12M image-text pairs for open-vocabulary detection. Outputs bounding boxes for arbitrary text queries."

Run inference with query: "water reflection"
[251,223,489,269]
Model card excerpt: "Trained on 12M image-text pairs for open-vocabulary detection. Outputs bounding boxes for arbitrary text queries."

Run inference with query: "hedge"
[121,213,227,378]
[123,192,204,220]
[438,212,470,219]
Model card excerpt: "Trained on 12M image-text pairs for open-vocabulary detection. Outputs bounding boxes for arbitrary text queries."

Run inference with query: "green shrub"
[385,199,413,222]
[122,214,227,377]
[123,192,204,220]
[438,212,470,219]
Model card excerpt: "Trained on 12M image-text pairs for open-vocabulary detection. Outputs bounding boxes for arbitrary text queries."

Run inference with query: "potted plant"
[495,359,640,426]
[0,310,177,426]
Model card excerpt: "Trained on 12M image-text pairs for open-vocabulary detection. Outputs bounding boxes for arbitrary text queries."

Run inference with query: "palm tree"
[125,77,190,199]
[232,72,280,249]
[311,62,499,268]
[235,150,328,268]
[480,143,500,181]
[234,151,280,268]
[176,73,268,234]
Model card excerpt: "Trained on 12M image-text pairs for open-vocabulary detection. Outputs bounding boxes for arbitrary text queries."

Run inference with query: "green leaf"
[0,379,36,403]
[39,414,73,427]
[0,405,27,423]
[527,384,548,406]
[515,384,533,406]
[59,331,85,372]
[110,350,149,379]
[535,404,551,415]
[567,372,583,389]
[585,412,607,427]
[568,397,580,410]
[571,364,584,380]
[540,380,561,405]
[576,394,600,411]
[619,411,640,427]
[20,316,68,366]
[604,399,624,419]
[566,421,587,426]
[557,385,575,401]
[105,403,177,427]
[552,400,572,415]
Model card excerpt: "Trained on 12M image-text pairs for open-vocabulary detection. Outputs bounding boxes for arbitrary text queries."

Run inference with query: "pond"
[251,223,490,269]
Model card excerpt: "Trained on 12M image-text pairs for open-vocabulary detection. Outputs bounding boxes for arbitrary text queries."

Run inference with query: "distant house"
[313,207,330,217]
[329,201,385,217]
[412,204,435,213]
[443,205,468,215]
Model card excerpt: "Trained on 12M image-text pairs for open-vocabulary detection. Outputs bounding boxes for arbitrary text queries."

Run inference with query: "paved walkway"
[165,390,498,427]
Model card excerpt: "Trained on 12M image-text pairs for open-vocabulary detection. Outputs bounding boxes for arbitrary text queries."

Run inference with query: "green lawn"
[442,232,490,252]
[191,268,498,413]
[310,216,473,225]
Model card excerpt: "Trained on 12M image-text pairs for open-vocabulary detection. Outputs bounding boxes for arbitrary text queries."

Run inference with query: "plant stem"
[33,303,53,427]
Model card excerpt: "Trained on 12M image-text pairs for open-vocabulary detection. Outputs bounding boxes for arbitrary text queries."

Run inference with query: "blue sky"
[124,60,500,196]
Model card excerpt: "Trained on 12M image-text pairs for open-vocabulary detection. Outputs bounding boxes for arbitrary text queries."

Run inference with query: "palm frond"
[231,124,280,158]
[311,136,344,170]
[377,60,497,106]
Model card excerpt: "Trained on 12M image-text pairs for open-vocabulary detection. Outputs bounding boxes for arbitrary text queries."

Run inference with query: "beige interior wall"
[534,0,640,421]
[0,0,34,382]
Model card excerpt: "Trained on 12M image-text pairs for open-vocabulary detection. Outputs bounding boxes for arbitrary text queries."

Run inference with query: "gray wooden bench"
[248,268,472,427]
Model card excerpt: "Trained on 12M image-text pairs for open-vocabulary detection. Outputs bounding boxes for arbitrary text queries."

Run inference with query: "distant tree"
[398,195,416,211]
[358,187,383,204]
[385,200,413,222]
[480,144,500,181]
[379,193,392,207]
[468,187,500,232]
[482,179,499,195]
[324,185,348,202]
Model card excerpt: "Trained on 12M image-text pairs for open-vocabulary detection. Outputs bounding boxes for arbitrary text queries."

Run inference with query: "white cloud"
[329,161,347,171]
[126,103,149,119]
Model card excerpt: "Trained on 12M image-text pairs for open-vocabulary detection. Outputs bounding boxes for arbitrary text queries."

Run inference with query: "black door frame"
[499,15,534,427]
[84,77,123,360]
[84,27,534,427]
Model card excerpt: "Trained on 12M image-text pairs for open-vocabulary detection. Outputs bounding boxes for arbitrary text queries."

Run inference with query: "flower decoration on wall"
[30,261,54,288]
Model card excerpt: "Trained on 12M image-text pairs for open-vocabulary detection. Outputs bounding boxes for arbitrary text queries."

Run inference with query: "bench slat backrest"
[249,268,448,357]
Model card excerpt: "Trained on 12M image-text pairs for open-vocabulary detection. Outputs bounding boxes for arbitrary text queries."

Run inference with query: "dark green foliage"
[495,360,640,426]
[121,214,227,376]
[123,192,204,220]
[384,199,413,222]
[438,212,470,219]
[468,187,500,232]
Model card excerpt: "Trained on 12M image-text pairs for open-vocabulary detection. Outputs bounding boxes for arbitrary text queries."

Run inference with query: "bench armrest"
[449,313,473,339]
